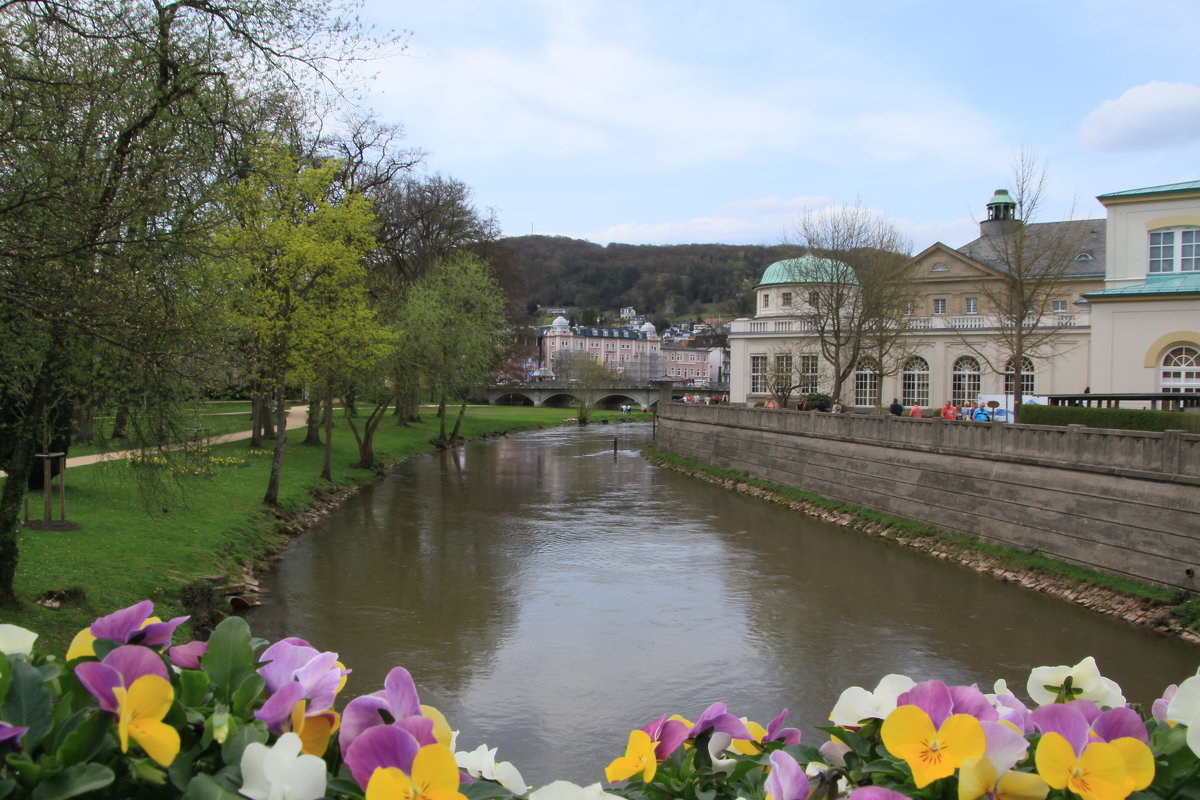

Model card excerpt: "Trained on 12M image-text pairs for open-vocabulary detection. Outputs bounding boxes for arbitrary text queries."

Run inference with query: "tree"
[400,253,509,446]
[794,205,915,404]
[217,141,377,505]
[957,152,1089,411]
[552,352,617,424]
[0,0,384,606]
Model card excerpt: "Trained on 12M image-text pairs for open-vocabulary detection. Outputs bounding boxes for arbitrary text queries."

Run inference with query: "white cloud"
[1080,82,1200,152]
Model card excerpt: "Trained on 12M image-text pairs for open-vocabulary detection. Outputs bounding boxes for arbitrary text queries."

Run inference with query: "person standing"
[888,398,903,416]
[910,404,924,418]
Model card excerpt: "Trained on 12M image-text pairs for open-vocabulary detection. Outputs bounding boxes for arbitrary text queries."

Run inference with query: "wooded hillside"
[498,235,799,320]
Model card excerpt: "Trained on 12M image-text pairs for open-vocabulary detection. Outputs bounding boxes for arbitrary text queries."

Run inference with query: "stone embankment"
[646,451,1200,646]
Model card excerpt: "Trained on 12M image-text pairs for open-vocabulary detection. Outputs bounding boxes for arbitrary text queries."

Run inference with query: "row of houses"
[728,180,1200,409]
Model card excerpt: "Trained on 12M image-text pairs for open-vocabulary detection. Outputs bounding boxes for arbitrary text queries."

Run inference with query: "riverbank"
[643,441,1200,645]
[7,406,616,652]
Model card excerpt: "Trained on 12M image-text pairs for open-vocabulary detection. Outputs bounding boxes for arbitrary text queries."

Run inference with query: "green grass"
[643,442,1189,615]
[10,405,622,652]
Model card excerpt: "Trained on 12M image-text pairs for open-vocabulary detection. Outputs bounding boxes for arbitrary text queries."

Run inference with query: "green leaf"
[178,668,212,708]
[1,659,52,749]
[201,616,255,702]
[327,775,364,795]
[29,763,114,800]
[220,719,267,767]
[462,780,516,800]
[230,672,265,715]
[0,777,14,798]
[181,773,244,800]
[53,711,112,767]
[0,655,12,700]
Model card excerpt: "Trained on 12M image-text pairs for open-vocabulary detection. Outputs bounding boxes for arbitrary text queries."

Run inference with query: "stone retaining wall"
[654,403,1200,592]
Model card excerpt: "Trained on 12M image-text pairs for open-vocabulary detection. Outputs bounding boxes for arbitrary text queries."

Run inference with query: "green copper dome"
[758,254,856,286]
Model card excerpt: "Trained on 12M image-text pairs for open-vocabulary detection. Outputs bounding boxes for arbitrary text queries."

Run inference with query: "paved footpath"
[4,406,310,474]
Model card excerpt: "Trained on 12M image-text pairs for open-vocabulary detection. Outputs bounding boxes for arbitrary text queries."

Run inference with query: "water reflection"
[246,423,1198,786]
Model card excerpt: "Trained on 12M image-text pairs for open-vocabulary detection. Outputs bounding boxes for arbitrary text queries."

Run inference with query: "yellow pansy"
[881,705,985,788]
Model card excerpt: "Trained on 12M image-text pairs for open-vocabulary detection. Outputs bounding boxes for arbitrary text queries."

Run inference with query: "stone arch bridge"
[482,380,717,409]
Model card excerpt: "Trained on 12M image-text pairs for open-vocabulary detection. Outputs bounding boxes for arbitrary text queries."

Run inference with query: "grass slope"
[9,405,603,651]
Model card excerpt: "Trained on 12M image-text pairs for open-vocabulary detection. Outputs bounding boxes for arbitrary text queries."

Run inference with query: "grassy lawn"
[9,405,620,652]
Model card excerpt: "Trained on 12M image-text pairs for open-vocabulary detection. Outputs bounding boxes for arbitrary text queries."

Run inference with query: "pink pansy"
[765,749,809,800]
[896,680,998,728]
[639,714,689,760]
[168,641,208,670]
[1153,685,1177,724]
[340,666,437,757]
[75,645,169,712]
[764,709,802,746]
[254,639,348,732]
[979,720,1031,773]
[343,722,421,790]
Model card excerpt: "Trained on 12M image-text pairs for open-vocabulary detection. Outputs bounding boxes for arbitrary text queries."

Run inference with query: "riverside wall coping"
[657,403,1200,487]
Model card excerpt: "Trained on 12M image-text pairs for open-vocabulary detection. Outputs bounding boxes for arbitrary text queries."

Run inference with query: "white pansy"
[1166,668,1200,757]
[455,743,529,795]
[1026,656,1125,708]
[0,624,36,657]
[829,673,916,726]
[239,732,326,800]
[528,780,624,800]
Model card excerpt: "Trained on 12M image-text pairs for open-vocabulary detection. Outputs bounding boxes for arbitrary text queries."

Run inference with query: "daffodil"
[111,674,180,767]
[605,729,657,783]
[881,704,986,787]
[365,744,465,800]
[239,732,327,800]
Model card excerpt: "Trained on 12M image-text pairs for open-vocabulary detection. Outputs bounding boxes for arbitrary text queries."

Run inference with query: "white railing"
[732,314,1088,335]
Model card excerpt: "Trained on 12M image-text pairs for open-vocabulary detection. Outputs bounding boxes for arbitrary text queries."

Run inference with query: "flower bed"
[0,602,1197,800]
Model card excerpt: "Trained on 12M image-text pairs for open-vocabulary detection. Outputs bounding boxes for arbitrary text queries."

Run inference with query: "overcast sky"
[351,0,1200,252]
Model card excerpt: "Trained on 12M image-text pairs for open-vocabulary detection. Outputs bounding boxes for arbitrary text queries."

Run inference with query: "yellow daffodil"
[365,745,466,800]
[111,674,180,768]
[1034,733,1126,800]
[881,705,985,787]
[605,729,657,783]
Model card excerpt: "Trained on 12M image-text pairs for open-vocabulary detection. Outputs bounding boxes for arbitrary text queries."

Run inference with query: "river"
[245,422,1198,786]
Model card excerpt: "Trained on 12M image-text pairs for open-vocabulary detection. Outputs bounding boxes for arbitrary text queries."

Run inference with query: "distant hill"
[497,235,800,320]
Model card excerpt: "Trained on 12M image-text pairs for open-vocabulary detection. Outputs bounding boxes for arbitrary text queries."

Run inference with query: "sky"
[348,0,1200,252]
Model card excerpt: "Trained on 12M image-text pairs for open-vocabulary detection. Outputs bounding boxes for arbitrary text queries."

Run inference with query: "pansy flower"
[254,637,349,753]
[1032,703,1153,800]
[1165,667,1200,757]
[364,743,466,800]
[0,624,36,657]
[637,714,689,760]
[66,600,188,661]
[605,729,658,783]
[341,667,448,757]
[830,674,916,727]
[239,731,327,800]
[1026,657,1125,708]
[765,749,810,800]
[75,645,178,767]
[881,683,987,788]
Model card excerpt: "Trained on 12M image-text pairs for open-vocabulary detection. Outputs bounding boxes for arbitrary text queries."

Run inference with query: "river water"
[246,422,1198,786]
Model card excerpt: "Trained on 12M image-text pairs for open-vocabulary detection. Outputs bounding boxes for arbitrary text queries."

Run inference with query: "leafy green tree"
[217,141,377,505]
[401,254,509,445]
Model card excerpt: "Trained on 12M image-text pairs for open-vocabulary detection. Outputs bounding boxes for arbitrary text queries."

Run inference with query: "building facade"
[729,191,1108,408]
[538,316,663,381]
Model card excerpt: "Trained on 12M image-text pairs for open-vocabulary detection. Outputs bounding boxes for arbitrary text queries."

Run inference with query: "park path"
[58,405,310,469]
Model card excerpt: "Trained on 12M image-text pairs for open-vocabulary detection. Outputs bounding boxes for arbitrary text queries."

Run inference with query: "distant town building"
[538,317,663,381]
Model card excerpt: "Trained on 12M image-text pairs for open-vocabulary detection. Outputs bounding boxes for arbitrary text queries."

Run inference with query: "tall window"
[854,360,879,407]
[799,354,819,394]
[1150,228,1200,273]
[1004,357,1035,397]
[901,357,930,407]
[964,297,978,315]
[774,353,793,392]
[750,355,768,394]
[781,291,793,308]
[952,356,981,406]
[761,293,770,308]
[1161,346,1200,393]
[933,298,947,315]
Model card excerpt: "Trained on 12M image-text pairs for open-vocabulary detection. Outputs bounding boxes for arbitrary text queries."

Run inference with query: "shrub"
[1018,404,1200,433]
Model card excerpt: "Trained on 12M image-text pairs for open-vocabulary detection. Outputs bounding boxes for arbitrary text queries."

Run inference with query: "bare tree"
[957,151,1090,410]
[552,351,616,424]
[794,205,915,403]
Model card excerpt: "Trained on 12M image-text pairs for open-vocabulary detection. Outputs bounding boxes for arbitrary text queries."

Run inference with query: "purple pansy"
[764,708,802,746]
[75,645,169,712]
[0,722,28,752]
[687,703,751,740]
[340,666,437,757]
[850,788,911,800]
[343,723,421,790]
[254,638,348,732]
[90,600,188,650]
[639,715,690,760]
[168,641,208,670]
[765,749,809,800]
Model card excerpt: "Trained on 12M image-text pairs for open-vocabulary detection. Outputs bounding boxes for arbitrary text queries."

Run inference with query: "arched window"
[853,360,879,407]
[1161,346,1200,393]
[901,357,930,407]
[952,356,981,406]
[1004,357,1035,397]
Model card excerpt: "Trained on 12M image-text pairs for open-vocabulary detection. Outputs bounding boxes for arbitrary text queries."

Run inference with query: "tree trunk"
[436,396,448,445]
[73,405,95,445]
[249,385,264,448]
[262,394,287,506]
[111,405,130,439]
[449,398,468,443]
[303,394,322,446]
[345,396,390,468]
[320,384,334,482]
